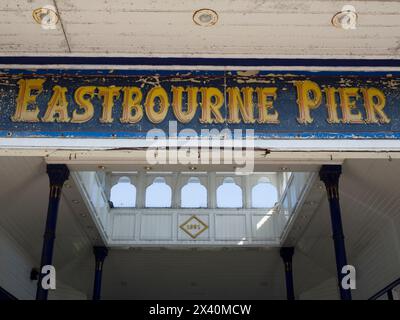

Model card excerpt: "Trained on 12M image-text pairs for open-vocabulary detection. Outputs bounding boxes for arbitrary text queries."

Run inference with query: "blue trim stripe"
[1,56,400,67]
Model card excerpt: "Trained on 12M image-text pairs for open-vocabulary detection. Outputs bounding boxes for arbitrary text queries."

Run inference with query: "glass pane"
[216,177,242,208]
[145,177,172,208]
[110,176,136,207]
[181,177,207,208]
[252,179,278,208]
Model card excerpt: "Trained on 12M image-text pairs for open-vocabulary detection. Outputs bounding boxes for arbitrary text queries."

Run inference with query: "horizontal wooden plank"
[61,33,396,48]
[0,49,392,56]
[2,22,398,43]
[2,11,400,28]
[56,25,400,40]
[0,42,68,52]
[56,0,400,14]
[0,0,51,11]
[42,45,395,55]
[3,0,400,15]
[56,11,400,27]
[2,7,398,29]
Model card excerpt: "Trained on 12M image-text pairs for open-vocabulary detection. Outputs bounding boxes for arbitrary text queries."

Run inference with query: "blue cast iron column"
[36,164,69,300]
[92,246,108,300]
[280,247,295,300]
[319,165,352,300]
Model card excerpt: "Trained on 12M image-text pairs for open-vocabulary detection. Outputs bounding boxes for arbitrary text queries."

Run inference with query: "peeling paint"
[0,69,399,140]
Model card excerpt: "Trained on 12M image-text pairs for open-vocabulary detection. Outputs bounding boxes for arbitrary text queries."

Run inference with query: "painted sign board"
[0,69,399,139]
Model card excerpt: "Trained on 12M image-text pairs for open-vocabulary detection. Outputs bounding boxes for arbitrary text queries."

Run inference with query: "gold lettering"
[338,87,363,124]
[120,87,143,124]
[172,86,198,123]
[256,87,279,124]
[12,78,45,122]
[42,85,70,122]
[226,87,255,124]
[361,87,390,124]
[97,86,121,123]
[294,80,322,124]
[145,86,169,123]
[199,87,224,124]
[324,87,340,124]
[71,86,95,123]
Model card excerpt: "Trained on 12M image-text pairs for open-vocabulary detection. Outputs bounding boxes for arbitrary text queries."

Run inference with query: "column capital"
[93,246,108,262]
[319,165,342,200]
[46,164,70,187]
[319,165,342,186]
[280,247,294,263]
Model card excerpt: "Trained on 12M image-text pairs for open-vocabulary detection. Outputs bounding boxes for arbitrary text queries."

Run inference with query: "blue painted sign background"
[0,69,399,139]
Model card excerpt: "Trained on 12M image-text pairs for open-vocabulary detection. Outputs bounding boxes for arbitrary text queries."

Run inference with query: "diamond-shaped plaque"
[180,215,208,239]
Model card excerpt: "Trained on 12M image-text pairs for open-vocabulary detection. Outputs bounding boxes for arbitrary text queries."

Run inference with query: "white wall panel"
[251,214,276,240]
[215,214,247,241]
[140,214,173,240]
[112,214,135,241]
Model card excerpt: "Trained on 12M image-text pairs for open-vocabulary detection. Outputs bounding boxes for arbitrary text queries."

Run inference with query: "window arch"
[181,177,207,208]
[110,176,136,207]
[251,177,278,208]
[145,177,172,208]
[216,177,242,208]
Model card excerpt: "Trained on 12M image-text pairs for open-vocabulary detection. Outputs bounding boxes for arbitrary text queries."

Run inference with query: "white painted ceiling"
[1,156,400,299]
[1,0,400,58]
[286,158,400,298]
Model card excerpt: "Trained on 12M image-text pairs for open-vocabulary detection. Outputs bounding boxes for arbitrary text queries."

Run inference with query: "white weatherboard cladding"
[1,0,400,58]
[0,224,36,299]
[0,224,87,300]
[291,159,400,299]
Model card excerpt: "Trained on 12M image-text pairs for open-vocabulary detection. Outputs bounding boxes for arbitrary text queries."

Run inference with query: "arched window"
[216,177,242,208]
[145,177,172,208]
[251,177,278,208]
[110,176,136,207]
[181,177,207,208]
